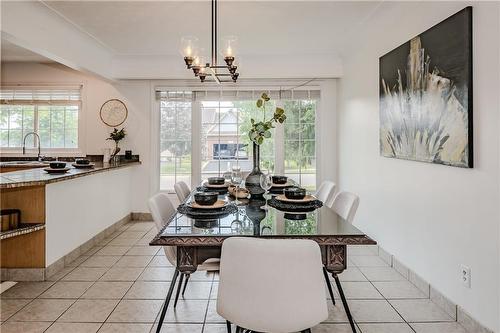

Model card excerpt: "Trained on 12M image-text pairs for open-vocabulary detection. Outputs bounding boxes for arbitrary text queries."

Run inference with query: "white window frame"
[151,79,335,195]
[0,83,86,157]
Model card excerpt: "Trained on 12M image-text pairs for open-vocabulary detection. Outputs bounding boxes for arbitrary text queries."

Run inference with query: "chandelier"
[181,0,239,84]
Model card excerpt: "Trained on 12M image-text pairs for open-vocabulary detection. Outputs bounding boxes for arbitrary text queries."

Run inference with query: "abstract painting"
[379,7,473,168]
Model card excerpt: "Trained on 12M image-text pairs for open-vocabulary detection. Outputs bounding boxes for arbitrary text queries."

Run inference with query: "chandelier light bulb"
[180,36,199,57]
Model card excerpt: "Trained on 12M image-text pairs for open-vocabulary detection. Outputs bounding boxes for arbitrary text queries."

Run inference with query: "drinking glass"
[260,172,273,210]
[231,166,243,205]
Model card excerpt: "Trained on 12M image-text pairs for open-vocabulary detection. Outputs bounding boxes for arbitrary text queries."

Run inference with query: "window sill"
[0,149,86,158]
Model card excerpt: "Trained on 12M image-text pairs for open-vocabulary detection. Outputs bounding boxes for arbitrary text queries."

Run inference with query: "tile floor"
[0,221,469,333]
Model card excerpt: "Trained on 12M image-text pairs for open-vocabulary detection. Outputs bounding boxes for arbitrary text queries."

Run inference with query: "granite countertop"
[0,161,50,168]
[0,161,141,189]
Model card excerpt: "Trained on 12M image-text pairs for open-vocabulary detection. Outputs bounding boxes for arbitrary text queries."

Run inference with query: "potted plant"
[107,128,126,162]
[245,93,286,196]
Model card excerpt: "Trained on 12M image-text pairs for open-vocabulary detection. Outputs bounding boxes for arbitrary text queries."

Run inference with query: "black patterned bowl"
[208,177,225,185]
[272,175,288,184]
[49,162,66,169]
[194,192,218,206]
[283,187,307,200]
[75,158,90,165]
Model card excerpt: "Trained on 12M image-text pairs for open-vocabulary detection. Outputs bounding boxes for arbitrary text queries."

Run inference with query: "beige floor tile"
[312,324,356,333]
[373,281,427,299]
[158,324,203,333]
[390,299,454,322]
[46,267,75,281]
[45,322,102,333]
[125,246,159,256]
[58,299,119,323]
[127,223,155,232]
[334,282,383,299]
[124,281,170,300]
[96,246,131,256]
[181,282,212,300]
[349,300,404,323]
[411,322,468,333]
[0,282,54,299]
[135,237,153,246]
[0,299,32,321]
[107,299,162,323]
[201,324,227,333]
[358,323,414,333]
[359,267,407,281]
[324,302,349,323]
[115,231,147,240]
[62,267,108,281]
[0,321,51,333]
[337,267,368,282]
[139,267,176,281]
[82,282,133,299]
[81,256,121,268]
[205,300,224,323]
[97,323,152,333]
[165,300,209,323]
[100,267,145,281]
[11,299,74,321]
[350,256,389,267]
[107,238,139,246]
[209,282,218,299]
[190,270,216,282]
[115,256,153,267]
[39,281,93,299]
[348,245,379,256]
[148,256,173,267]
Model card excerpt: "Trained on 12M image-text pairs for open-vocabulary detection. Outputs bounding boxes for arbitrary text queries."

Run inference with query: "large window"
[159,92,192,190]
[0,87,81,149]
[158,89,319,192]
[284,100,317,190]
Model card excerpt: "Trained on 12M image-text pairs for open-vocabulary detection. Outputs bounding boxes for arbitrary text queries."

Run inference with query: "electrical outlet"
[461,265,471,288]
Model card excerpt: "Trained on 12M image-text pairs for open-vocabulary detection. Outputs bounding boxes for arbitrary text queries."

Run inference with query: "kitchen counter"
[0,161,141,189]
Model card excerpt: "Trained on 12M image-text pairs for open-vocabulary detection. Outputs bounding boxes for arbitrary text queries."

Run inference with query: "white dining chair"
[315,180,336,207]
[174,181,191,203]
[217,237,328,333]
[148,193,219,333]
[331,191,360,223]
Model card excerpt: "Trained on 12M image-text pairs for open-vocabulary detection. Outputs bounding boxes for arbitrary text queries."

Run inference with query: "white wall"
[45,167,133,265]
[1,63,152,212]
[337,2,500,331]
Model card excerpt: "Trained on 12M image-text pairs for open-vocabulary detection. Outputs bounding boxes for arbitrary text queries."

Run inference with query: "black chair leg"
[226,320,232,333]
[301,329,312,333]
[173,273,185,308]
[334,274,357,333]
[182,274,190,296]
[323,267,336,305]
[156,269,180,333]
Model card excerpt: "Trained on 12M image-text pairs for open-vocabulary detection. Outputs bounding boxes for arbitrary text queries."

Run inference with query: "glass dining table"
[150,190,376,333]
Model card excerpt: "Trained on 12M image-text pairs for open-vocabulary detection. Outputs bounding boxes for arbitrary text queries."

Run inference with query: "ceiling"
[1,39,53,62]
[42,1,382,57]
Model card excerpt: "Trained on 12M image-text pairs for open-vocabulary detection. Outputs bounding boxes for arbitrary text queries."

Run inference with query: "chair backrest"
[148,193,177,266]
[174,181,191,203]
[315,180,336,206]
[331,191,360,223]
[217,238,328,333]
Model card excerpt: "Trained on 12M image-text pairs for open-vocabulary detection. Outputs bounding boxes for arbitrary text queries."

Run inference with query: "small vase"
[245,142,265,197]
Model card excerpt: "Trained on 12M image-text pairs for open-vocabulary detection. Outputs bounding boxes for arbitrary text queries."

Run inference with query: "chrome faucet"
[22,132,42,161]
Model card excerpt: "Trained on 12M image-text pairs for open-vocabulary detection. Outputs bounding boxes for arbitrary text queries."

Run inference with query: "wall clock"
[100,99,128,127]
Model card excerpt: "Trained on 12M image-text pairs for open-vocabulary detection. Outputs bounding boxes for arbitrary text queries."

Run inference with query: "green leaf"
[261,93,270,101]
[257,137,264,145]
[264,131,271,138]
[276,107,284,114]
[256,99,263,108]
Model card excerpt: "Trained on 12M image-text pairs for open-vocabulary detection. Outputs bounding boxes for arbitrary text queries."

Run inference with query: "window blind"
[0,86,82,105]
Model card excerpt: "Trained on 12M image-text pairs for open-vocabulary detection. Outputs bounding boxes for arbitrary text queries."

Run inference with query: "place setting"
[197,176,230,194]
[268,175,294,194]
[71,158,95,169]
[268,186,323,212]
[177,190,237,219]
[43,161,71,174]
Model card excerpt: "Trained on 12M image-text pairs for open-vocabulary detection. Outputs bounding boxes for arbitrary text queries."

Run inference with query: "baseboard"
[375,245,493,333]
[131,212,152,221]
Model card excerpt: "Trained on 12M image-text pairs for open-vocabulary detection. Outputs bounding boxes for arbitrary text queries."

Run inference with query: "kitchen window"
[0,86,82,150]
[157,88,319,192]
